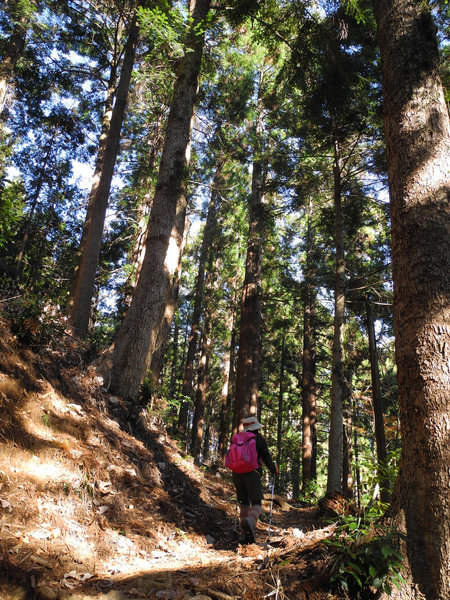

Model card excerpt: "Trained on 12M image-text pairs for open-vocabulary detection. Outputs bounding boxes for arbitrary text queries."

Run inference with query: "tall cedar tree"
[110,0,212,402]
[69,8,140,337]
[190,266,214,461]
[372,1,450,598]
[365,295,389,502]
[217,287,238,457]
[284,6,382,493]
[232,71,266,431]
[177,156,222,436]
[327,138,346,493]
[301,199,317,487]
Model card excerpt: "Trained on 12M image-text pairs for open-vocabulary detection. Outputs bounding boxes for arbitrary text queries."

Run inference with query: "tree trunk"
[233,99,266,431]
[202,403,213,463]
[177,160,221,435]
[68,53,118,294]
[366,296,390,503]
[217,287,238,458]
[372,2,450,598]
[69,13,139,337]
[169,311,180,399]
[120,193,152,319]
[275,331,286,491]
[148,218,189,392]
[28,204,54,291]
[353,399,361,510]
[191,248,219,461]
[111,0,212,401]
[342,369,353,499]
[292,441,301,500]
[327,140,346,493]
[120,112,166,317]
[302,199,317,488]
[190,319,211,462]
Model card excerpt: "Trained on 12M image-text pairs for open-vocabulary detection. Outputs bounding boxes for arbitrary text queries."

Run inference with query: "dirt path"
[69,503,333,600]
[0,321,336,600]
[1,494,334,600]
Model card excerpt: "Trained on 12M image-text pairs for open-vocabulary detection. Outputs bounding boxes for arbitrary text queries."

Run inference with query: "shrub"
[326,513,405,598]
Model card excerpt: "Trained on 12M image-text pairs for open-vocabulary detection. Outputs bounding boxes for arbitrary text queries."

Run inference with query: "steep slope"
[0,316,331,600]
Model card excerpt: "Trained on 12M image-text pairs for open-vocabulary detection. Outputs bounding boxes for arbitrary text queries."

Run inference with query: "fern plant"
[326,514,406,597]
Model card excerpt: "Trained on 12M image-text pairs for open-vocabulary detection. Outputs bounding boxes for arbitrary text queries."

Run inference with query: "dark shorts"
[232,470,263,506]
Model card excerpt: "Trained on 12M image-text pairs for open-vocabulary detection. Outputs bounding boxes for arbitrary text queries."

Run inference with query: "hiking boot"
[238,532,249,544]
[238,530,254,545]
[242,517,255,544]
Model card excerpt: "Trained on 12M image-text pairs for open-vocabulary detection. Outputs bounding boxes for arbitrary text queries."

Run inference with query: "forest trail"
[0,318,337,600]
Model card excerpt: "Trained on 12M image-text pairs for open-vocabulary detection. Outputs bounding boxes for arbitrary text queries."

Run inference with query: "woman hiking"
[226,416,278,544]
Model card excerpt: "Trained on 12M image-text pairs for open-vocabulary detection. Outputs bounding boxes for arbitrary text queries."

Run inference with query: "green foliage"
[327,514,406,597]
[0,180,24,249]
[222,0,262,26]
[87,318,119,351]
[2,293,65,347]
[341,0,371,24]
[78,472,95,499]
[163,394,183,421]
[298,479,322,503]
[138,4,186,60]
[356,447,400,508]
[4,0,36,23]
[42,410,51,428]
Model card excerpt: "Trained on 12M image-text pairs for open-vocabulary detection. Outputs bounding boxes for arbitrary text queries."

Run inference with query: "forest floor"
[0,315,344,600]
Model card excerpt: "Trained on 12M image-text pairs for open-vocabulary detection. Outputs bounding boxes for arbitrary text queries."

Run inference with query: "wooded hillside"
[1,1,449,599]
[0,315,352,600]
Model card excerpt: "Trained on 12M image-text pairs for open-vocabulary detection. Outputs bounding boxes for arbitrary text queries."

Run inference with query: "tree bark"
[366,296,390,503]
[217,287,238,458]
[119,111,168,317]
[69,13,139,337]
[169,311,180,399]
[302,199,317,488]
[190,316,211,462]
[119,194,152,324]
[327,139,346,493]
[148,218,189,393]
[68,48,119,295]
[177,160,221,435]
[275,330,286,491]
[201,403,213,463]
[111,0,212,401]
[191,246,221,461]
[233,95,266,431]
[342,369,353,499]
[372,2,450,598]
[353,399,361,510]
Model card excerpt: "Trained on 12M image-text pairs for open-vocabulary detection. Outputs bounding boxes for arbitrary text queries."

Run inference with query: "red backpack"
[225,431,261,473]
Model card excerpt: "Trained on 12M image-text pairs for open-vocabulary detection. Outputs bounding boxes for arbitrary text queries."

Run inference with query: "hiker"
[227,416,278,544]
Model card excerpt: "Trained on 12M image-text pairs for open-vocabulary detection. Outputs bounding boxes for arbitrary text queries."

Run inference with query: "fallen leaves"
[0,318,338,600]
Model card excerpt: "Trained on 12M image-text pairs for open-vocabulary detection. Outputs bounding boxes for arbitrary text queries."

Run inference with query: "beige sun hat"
[242,416,263,431]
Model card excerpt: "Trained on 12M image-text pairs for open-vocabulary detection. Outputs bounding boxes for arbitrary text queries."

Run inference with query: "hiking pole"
[267,475,275,541]
[234,497,238,531]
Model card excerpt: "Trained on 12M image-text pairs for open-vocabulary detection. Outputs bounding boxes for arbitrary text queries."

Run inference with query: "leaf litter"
[0,316,341,600]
